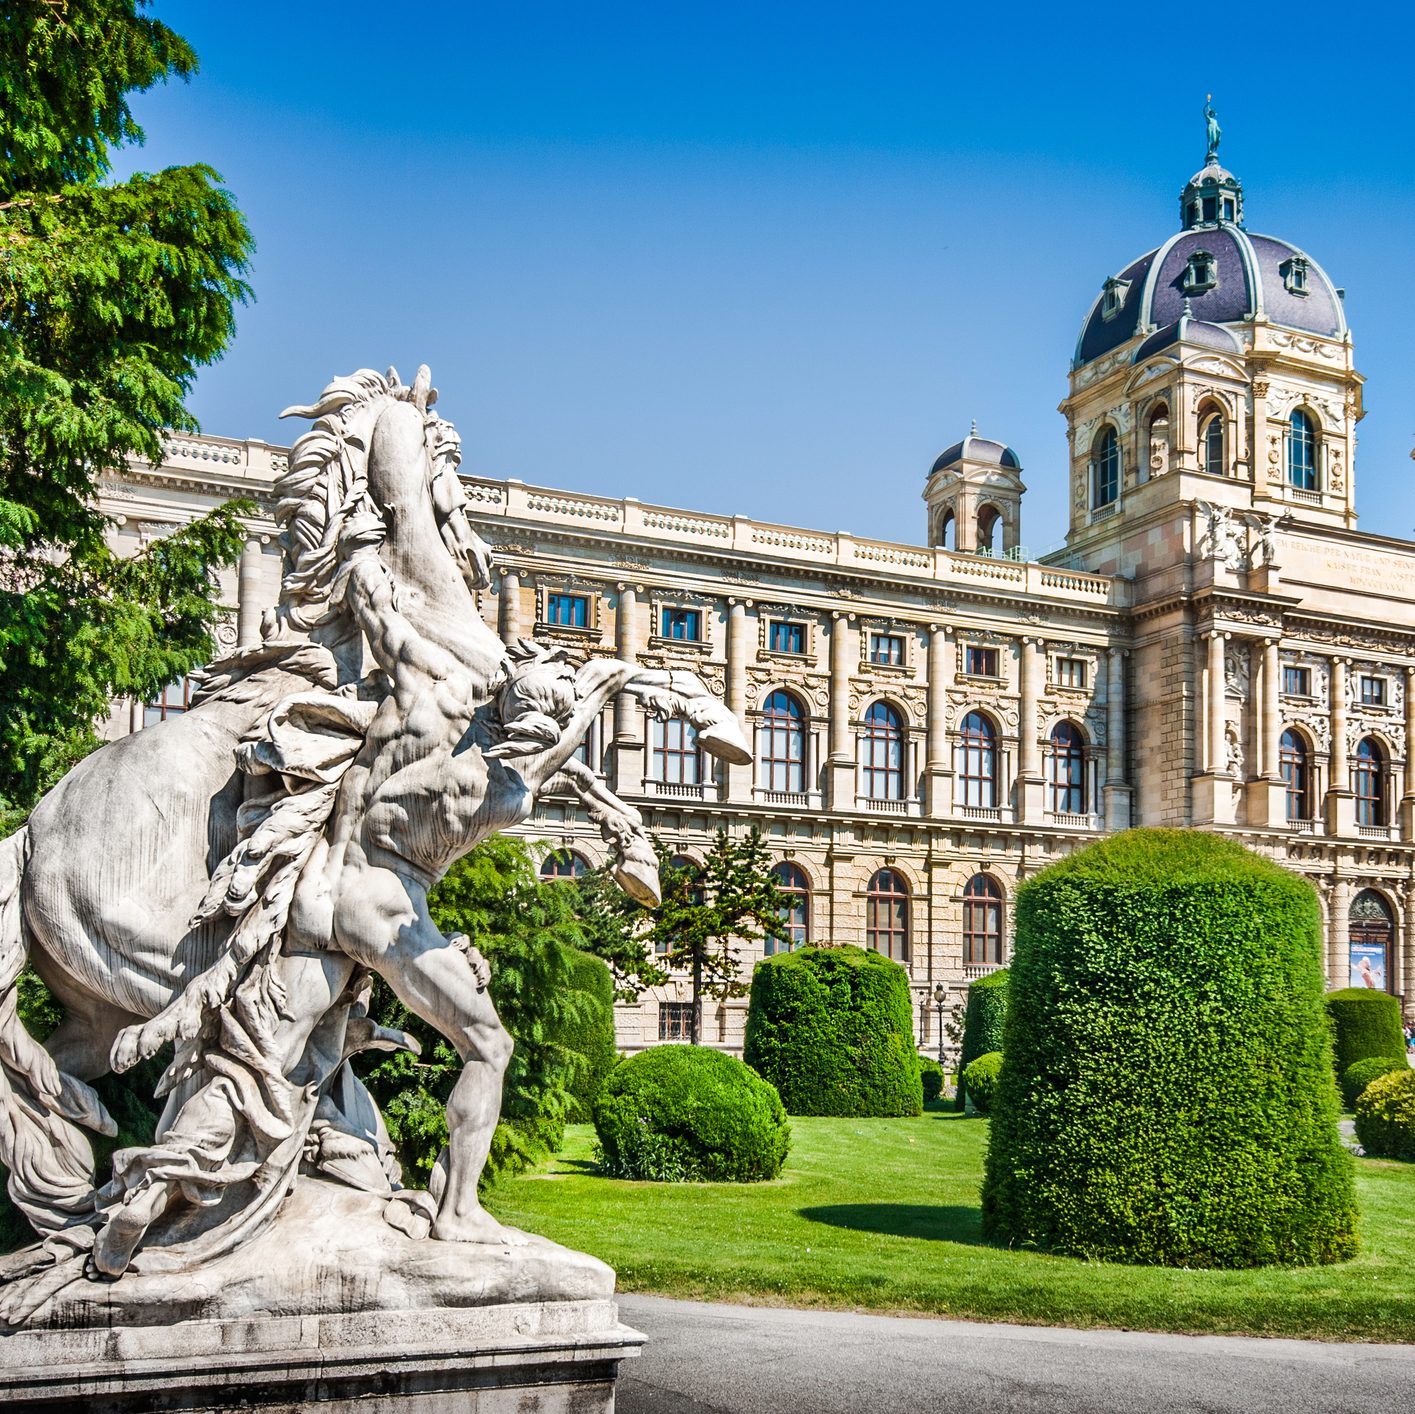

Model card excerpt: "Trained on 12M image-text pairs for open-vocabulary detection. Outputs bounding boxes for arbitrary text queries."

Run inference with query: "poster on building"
[1349,941,1388,992]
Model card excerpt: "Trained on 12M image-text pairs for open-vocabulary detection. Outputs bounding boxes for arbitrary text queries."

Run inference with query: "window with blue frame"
[1286,411,1318,491]
[661,606,702,642]
[769,620,805,654]
[545,592,589,628]
[1092,428,1120,508]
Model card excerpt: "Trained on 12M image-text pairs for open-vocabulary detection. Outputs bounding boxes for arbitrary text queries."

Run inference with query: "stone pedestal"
[0,1181,643,1413]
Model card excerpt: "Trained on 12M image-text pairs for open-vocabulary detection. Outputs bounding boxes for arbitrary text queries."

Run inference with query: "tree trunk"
[690,949,702,1044]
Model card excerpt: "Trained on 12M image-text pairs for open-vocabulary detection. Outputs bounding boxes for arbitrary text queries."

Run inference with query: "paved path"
[615,1294,1415,1413]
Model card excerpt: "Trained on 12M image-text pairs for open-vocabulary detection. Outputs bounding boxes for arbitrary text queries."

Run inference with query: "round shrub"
[919,1055,944,1103]
[1354,1069,1415,1161]
[1325,988,1406,1078]
[982,828,1357,1268]
[592,1045,790,1182]
[557,949,618,1122]
[742,945,922,1117]
[1341,1055,1407,1111]
[962,1051,1003,1115]
[958,968,1009,1107]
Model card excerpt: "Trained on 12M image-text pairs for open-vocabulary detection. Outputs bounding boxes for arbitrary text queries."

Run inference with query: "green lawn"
[485,1112,1415,1342]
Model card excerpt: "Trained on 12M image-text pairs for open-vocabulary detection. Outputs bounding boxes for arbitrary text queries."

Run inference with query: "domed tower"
[1056,121,1362,576]
[923,426,1025,556]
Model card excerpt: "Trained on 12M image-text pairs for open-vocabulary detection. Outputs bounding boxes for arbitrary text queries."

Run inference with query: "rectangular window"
[545,592,589,628]
[869,633,905,666]
[1282,665,1311,697]
[144,676,193,728]
[651,718,701,785]
[769,620,805,655]
[658,1001,693,1042]
[661,606,702,642]
[964,646,999,678]
[1056,657,1087,689]
[1360,676,1387,707]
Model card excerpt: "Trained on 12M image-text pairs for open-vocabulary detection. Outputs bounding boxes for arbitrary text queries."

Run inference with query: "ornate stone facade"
[100,151,1415,1054]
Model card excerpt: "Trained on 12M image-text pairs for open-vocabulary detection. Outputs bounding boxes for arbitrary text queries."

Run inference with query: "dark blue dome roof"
[1134,314,1241,363]
[1075,224,1345,369]
[930,433,1021,475]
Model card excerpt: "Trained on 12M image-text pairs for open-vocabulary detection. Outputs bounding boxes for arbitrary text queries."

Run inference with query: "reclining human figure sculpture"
[0,366,750,1322]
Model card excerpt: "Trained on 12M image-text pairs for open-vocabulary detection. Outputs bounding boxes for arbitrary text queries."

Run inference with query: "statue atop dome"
[1204,96,1221,165]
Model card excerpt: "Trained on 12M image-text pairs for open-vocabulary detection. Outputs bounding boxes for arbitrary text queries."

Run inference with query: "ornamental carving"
[1224,647,1251,702]
[1288,712,1330,750]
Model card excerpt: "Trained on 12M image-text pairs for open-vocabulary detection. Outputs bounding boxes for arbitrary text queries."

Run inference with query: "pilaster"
[1102,646,1132,829]
[924,623,952,817]
[826,612,857,809]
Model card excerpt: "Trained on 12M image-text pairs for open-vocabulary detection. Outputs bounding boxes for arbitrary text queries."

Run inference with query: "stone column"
[1327,657,1354,835]
[1016,637,1044,822]
[236,536,264,648]
[1249,640,1266,777]
[1330,877,1353,990]
[723,600,753,801]
[1248,637,1288,828]
[826,613,856,809]
[1103,646,1131,828]
[1207,631,1227,775]
[924,624,951,816]
[605,583,643,792]
[1402,667,1415,839]
[497,569,522,647]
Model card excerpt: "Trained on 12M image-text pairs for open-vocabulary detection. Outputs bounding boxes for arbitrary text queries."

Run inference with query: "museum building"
[103,146,1415,1054]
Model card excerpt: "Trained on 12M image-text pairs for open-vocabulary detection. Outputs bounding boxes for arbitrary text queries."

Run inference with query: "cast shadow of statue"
[797,1203,988,1248]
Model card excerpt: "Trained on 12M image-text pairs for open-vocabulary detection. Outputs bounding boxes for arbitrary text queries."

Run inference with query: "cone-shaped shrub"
[1341,1055,1408,1112]
[1354,1068,1415,1161]
[1325,988,1406,1078]
[743,945,921,1116]
[559,949,618,1122]
[982,828,1357,1267]
[963,1051,1003,1115]
[958,968,1009,1107]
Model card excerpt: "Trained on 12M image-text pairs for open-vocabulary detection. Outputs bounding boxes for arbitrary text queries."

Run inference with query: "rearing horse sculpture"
[0,367,749,1313]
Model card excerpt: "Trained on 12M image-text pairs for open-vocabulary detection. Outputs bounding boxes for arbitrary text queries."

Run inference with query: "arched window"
[1201,411,1224,476]
[1349,889,1394,991]
[1092,427,1120,509]
[963,874,1004,966]
[758,690,806,793]
[939,509,956,551]
[865,869,909,961]
[977,505,1003,556]
[1280,728,1311,821]
[958,711,998,809]
[1048,721,1087,815]
[1354,737,1386,828]
[540,849,589,880]
[769,862,809,954]
[1287,410,1318,491]
[651,718,701,785]
[860,701,905,801]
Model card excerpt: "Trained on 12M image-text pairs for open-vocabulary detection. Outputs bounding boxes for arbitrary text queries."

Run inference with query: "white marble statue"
[0,367,750,1324]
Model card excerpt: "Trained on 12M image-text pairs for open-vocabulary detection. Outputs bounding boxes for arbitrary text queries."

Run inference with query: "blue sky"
[127,2,1415,553]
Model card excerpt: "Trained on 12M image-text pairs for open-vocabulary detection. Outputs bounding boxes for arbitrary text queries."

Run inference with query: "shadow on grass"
[798,1203,987,1246]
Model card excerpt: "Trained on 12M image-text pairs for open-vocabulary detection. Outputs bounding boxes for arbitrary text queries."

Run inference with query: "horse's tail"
[0,826,115,1238]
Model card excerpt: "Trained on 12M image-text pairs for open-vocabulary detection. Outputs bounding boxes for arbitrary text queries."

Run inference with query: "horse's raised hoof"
[691,710,752,766]
[384,1189,436,1241]
[614,857,662,908]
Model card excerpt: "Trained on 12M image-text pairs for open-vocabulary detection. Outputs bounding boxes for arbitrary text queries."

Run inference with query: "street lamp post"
[933,981,948,1069]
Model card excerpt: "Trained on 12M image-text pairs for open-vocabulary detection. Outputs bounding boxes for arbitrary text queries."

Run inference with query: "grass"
[485,1111,1415,1342]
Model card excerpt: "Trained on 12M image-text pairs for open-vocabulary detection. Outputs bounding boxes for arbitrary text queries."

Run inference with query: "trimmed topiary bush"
[558,949,618,1122]
[983,828,1357,1268]
[1341,1055,1407,1111]
[962,1051,1003,1115]
[1325,988,1406,1079]
[1354,1069,1415,1161]
[958,968,1009,1108]
[743,945,922,1117]
[919,1055,944,1103]
[593,1045,790,1182]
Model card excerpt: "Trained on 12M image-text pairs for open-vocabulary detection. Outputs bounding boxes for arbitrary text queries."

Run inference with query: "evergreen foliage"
[1354,1069,1415,1162]
[919,1055,944,1103]
[958,967,1009,1107]
[560,948,618,1121]
[0,1,255,814]
[569,860,668,1001]
[963,1051,1003,1115]
[593,1045,790,1182]
[1325,989,1406,1079]
[1342,1056,1408,1112]
[742,944,922,1117]
[982,828,1358,1268]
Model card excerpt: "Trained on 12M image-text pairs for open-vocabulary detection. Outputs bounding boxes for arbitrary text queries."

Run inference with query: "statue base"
[0,1180,644,1412]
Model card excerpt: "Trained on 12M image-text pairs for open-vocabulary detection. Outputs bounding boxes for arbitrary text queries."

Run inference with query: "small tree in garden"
[983,828,1357,1268]
[571,862,669,1001]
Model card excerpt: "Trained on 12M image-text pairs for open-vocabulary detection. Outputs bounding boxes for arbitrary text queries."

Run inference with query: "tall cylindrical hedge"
[959,968,1009,1106]
[983,829,1357,1268]
[1325,988,1406,1078]
[743,945,922,1116]
[558,949,618,1122]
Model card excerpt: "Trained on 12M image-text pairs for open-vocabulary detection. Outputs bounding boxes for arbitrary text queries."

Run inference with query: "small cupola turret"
[1179,99,1243,229]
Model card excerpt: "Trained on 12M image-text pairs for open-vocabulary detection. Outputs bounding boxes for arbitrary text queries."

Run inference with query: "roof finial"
[1182,295,1194,319]
[1204,95,1221,165]
[970,418,978,436]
